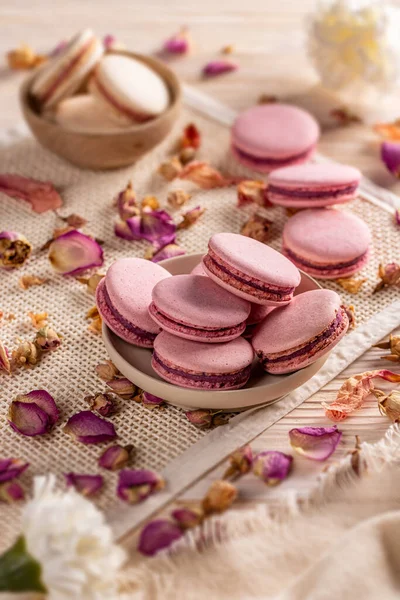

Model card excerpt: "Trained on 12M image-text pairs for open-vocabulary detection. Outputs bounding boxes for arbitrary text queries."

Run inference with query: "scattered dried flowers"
[177,205,206,229]
[374,334,400,363]
[252,450,293,483]
[323,370,400,421]
[117,469,165,504]
[19,275,48,290]
[237,180,269,207]
[99,444,134,471]
[85,393,118,417]
[106,377,137,399]
[0,458,29,483]
[289,426,342,461]
[138,520,183,556]
[64,473,104,497]
[162,27,192,55]
[374,389,400,423]
[180,123,201,150]
[336,277,367,294]
[63,410,117,444]
[330,107,362,126]
[202,60,238,77]
[202,480,237,515]
[0,231,32,270]
[167,189,191,209]
[7,44,46,70]
[381,141,400,177]
[9,390,59,437]
[48,229,104,276]
[34,326,61,352]
[158,157,183,181]
[28,312,48,329]
[223,445,253,480]
[372,262,400,293]
[76,272,104,294]
[241,213,273,243]
[0,174,63,213]
[185,409,229,429]
[150,243,186,263]
[0,341,11,374]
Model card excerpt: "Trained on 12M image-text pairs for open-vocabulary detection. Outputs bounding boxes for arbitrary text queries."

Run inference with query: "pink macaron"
[203,233,301,306]
[190,259,208,276]
[149,274,251,343]
[282,208,371,279]
[96,257,171,347]
[243,304,275,339]
[152,331,254,390]
[268,163,361,208]
[252,289,349,374]
[231,104,320,173]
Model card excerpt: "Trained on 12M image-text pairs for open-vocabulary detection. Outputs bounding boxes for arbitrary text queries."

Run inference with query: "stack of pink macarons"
[30,29,170,132]
[96,233,349,392]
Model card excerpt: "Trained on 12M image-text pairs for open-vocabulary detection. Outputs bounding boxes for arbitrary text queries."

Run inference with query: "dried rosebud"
[138,519,183,556]
[211,413,230,427]
[163,27,191,55]
[237,180,269,207]
[151,243,186,263]
[141,195,160,210]
[241,213,273,243]
[9,390,59,437]
[0,174,62,213]
[252,450,292,485]
[142,392,166,409]
[49,230,104,276]
[330,107,362,125]
[179,161,230,189]
[96,360,121,381]
[7,44,46,69]
[59,213,87,229]
[64,410,117,444]
[34,326,61,351]
[116,181,138,220]
[289,426,342,461]
[343,305,356,330]
[117,469,165,503]
[28,312,48,329]
[375,389,400,422]
[106,378,137,398]
[178,206,206,229]
[179,147,196,165]
[11,341,41,368]
[167,189,191,209]
[180,123,201,150]
[202,60,238,77]
[65,473,104,497]
[223,445,253,480]
[158,157,182,181]
[0,231,32,270]
[381,141,400,177]
[373,263,400,293]
[202,480,237,514]
[0,481,24,503]
[335,278,367,294]
[185,409,213,429]
[0,458,29,483]
[76,273,105,294]
[374,334,400,363]
[85,393,118,417]
[125,210,176,250]
[86,306,102,335]
[0,341,11,375]
[171,506,204,529]
[99,444,134,471]
[19,274,48,290]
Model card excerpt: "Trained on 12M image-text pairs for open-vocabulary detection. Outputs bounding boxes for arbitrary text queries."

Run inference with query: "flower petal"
[223,445,253,479]
[96,360,121,381]
[0,231,32,269]
[0,458,29,483]
[202,480,237,514]
[163,27,191,55]
[85,393,118,417]
[179,161,233,189]
[126,210,176,249]
[241,213,273,243]
[202,60,238,77]
[9,401,51,436]
[0,481,24,503]
[185,409,213,429]
[48,230,104,276]
[373,262,400,293]
[376,389,400,422]
[116,181,138,221]
[395,209,400,227]
[167,189,191,208]
[142,392,165,408]
[171,507,203,529]
[289,426,342,460]
[117,469,165,503]
[65,473,104,497]
[381,142,400,177]
[0,174,63,213]
[106,378,137,398]
[138,519,183,556]
[237,180,269,207]
[151,243,186,263]
[180,123,201,149]
[14,390,59,426]
[252,450,293,483]
[34,326,61,352]
[64,410,117,444]
[177,206,206,230]
[0,341,11,374]
[98,444,134,471]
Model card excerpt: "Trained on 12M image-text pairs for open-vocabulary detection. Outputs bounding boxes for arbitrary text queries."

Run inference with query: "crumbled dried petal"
[167,189,191,209]
[336,277,367,294]
[179,161,234,189]
[0,481,24,503]
[330,107,362,125]
[76,273,105,294]
[28,312,48,329]
[177,206,206,229]
[64,410,117,444]
[0,341,11,374]
[343,305,356,330]
[323,370,400,421]
[171,506,204,529]
[202,480,237,515]
[85,393,118,417]
[179,146,197,165]
[158,157,183,181]
[106,378,137,398]
[11,341,41,368]
[223,445,253,480]
[381,142,400,177]
[7,44,46,69]
[65,473,104,497]
[116,181,139,221]
[163,27,191,55]
[0,458,29,483]
[117,469,165,503]
[0,231,32,269]
[374,334,400,363]
[138,519,183,556]
[202,60,238,77]
[99,444,134,471]
[141,195,160,210]
[241,213,273,243]
[59,213,87,229]
[180,123,201,150]
[395,209,400,227]
[126,210,176,250]
[373,262,400,293]
[142,392,166,409]
[9,390,59,436]
[374,389,400,422]
[373,119,400,140]
[258,94,278,104]
[34,326,61,351]
[19,275,48,290]
[289,426,342,461]
[0,174,62,213]
[49,230,104,276]
[151,243,186,263]
[96,360,121,381]
[253,450,293,483]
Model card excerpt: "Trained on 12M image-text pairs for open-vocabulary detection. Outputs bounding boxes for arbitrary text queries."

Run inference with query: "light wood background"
[0,0,399,515]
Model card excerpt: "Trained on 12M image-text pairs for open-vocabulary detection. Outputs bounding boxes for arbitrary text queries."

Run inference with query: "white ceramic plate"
[102,253,326,410]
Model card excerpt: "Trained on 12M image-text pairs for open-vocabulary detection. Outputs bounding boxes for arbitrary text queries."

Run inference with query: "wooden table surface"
[0,0,399,520]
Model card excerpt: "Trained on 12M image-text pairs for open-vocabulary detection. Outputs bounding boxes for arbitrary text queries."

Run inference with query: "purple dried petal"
[171,507,203,529]
[202,60,238,77]
[381,142,400,177]
[98,444,133,471]
[117,469,165,503]
[103,34,116,50]
[142,392,165,408]
[151,243,186,263]
[65,472,104,497]
[252,451,293,485]
[126,210,176,250]
[184,409,213,429]
[9,401,51,436]
[163,28,191,55]
[106,378,136,398]
[114,220,139,240]
[116,183,138,221]
[0,481,24,503]
[289,426,342,461]
[395,209,400,227]
[85,393,118,417]
[0,231,18,241]
[0,458,29,483]
[48,230,104,276]
[138,519,183,556]
[64,410,117,444]
[14,390,59,427]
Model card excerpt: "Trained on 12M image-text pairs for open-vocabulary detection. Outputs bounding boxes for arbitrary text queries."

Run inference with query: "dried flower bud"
[141,195,160,210]
[237,180,269,207]
[76,273,105,294]
[85,393,118,417]
[202,60,238,77]
[373,262,400,293]
[252,450,293,485]
[11,341,41,368]
[241,213,273,243]
[19,275,48,290]
[185,409,213,429]
[221,44,235,54]
[117,469,165,503]
[0,232,32,269]
[336,278,367,294]
[223,445,253,480]
[375,389,400,422]
[180,123,201,150]
[115,181,138,221]
[96,360,121,381]
[171,506,204,529]
[343,305,356,330]
[7,44,46,70]
[202,480,237,514]
[34,326,61,351]
[106,378,137,398]
[167,189,191,209]
[0,341,11,375]
[162,27,191,55]
[177,206,206,229]
[28,312,48,329]
[59,213,87,229]
[158,157,182,181]
[346,435,364,476]
[142,392,166,409]
[179,147,196,165]
[138,519,183,556]
[99,444,134,471]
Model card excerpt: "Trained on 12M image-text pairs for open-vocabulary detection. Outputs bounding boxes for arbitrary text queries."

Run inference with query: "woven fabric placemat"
[0,106,399,548]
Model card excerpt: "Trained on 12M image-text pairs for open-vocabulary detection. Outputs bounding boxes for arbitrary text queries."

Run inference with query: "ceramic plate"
[102,253,326,410]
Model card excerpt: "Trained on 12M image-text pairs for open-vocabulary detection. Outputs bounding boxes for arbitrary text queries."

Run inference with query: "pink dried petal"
[116,182,138,221]
[323,370,400,421]
[289,426,342,460]
[179,161,236,189]
[0,174,63,213]
[126,210,176,250]
[171,507,203,529]
[202,59,238,77]
[0,481,24,503]
[0,458,29,483]
[163,27,191,55]
[65,473,104,497]
[381,142,400,177]
[48,229,104,276]
[252,450,293,483]
[106,378,136,398]
[138,519,183,556]
[0,341,11,374]
[103,34,116,50]
[151,243,186,263]
[395,209,400,227]
[9,401,51,436]
[64,410,117,444]
[114,220,139,240]
[237,180,270,207]
[98,444,133,471]
[14,390,59,426]
[142,392,165,408]
[180,123,201,149]
[185,409,213,429]
[117,469,165,503]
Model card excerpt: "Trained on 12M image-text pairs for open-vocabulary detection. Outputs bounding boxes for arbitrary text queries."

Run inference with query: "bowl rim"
[20,49,182,137]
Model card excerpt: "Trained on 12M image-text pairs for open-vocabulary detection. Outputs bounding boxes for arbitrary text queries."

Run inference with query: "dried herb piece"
[106,378,137,398]
[185,409,229,429]
[347,435,363,476]
[86,306,102,335]
[221,44,235,55]
[35,326,61,351]
[373,262,400,293]
[96,360,121,381]
[179,146,196,165]
[336,277,367,294]
[58,213,88,229]
[343,305,356,330]
[258,94,278,104]
[11,341,41,369]
[373,119,400,140]
[241,213,273,243]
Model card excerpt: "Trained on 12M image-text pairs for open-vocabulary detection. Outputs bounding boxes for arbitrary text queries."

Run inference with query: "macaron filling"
[232,144,314,167]
[204,250,295,302]
[92,76,152,122]
[268,182,358,199]
[283,247,369,272]
[102,283,156,342]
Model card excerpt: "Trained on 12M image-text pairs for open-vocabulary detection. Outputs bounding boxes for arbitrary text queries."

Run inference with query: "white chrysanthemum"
[308,0,400,90]
[23,476,126,600]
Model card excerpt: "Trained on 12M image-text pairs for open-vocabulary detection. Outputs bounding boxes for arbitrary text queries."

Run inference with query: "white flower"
[22,475,126,600]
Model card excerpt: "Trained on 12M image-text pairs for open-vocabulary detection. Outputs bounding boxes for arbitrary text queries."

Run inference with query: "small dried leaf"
[343,305,356,330]
[336,277,367,294]
[96,360,121,381]
[19,274,48,290]
[241,213,273,243]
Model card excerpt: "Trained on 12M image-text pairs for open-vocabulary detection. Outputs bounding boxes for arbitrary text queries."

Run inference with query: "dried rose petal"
[19,274,48,290]
[151,243,186,263]
[330,107,362,125]
[253,450,293,483]
[0,458,29,483]
[116,181,138,221]
[237,180,269,207]
[180,123,201,149]
[163,27,191,55]
[223,445,253,480]
[106,378,136,398]
[374,120,400,140]
[373,262,400,293]
[179,161,234,189]
[343,305,356,330]
[395,209,400,227]
[375,389,400,422]
[50,40,68,56]
[241,213,273,243]
[289,426,342,461]
[65,473,104,497]
[103,34,124,51]
[171,506,203,529]
[126,210,176,250]
[0,341,11,374]
[34,326,61,351]
[0,481,24,503]
[85,393,118,417]
[0,231,32,270]
[179,147,196,165]
[185,409,213,429]
[336,277,367,294]
[142,392,165,409]
[76,273,105,294]
[141,196,160,210]
[178,205,205,230]
[114,220,138,240]
[48,230,104,276]
[96,360,121,381]
[202,480,237,514]
[9,390,59,436]
[0,174,62,213]
[323,370,400,421]
[381,142,400,177]
[158,157,182,181]
[64,410,117,444]
[99,444,134,471]
[138,519,183,556]
[117,469,165,503]
[202,60,238,77]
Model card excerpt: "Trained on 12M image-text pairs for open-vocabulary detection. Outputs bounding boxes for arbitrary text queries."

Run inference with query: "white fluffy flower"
[22,475,126,600]
[308,0,400,90]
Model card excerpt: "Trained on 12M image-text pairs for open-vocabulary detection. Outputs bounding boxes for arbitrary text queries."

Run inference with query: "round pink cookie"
[149,274,251,343]
[243,303,275,339]
[268,163,361,208]
[152,331,254,390]
[203,233,301,306]
[190,259,208,276]
[231,104,320,173]
[282,208,371,279]
[96,257,171,347]
[252,289,349,374]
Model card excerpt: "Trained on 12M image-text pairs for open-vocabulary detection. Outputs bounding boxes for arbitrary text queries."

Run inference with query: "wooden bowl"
[19,51,182,170]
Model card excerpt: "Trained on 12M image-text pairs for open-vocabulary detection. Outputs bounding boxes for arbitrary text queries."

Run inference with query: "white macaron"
[52,94,128,132]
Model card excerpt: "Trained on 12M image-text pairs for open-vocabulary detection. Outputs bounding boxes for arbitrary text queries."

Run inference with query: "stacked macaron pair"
[30,29,170,133]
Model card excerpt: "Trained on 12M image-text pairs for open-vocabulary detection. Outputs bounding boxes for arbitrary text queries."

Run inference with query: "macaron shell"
[231,144,315,174]
[53,95,128,132]
[190,260,208,276]
[247,303,275,325]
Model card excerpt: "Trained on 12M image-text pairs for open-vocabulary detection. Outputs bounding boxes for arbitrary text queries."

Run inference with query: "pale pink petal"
[98,444,133,471]
[0,174,63,213]
[381,142,400,177]
[253,450,292,483]
[289,426,342,461]
[151,243,186,263]
[202,60,238,77]
[8,402,50,436]
[15,390,59,426]
[138,519,183,556]
[126,210,176,249]
[48,230,104,276]
[63,410,117,444]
